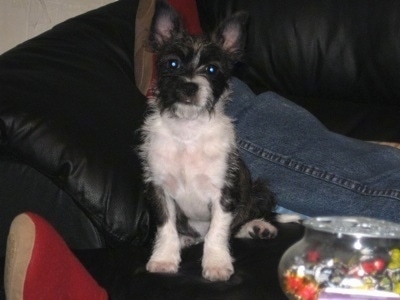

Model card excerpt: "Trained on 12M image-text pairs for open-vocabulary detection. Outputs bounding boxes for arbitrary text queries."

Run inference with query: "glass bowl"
[278,216,400,300]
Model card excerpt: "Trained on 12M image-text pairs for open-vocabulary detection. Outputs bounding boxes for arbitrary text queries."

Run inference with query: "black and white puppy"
[140,0,278,282]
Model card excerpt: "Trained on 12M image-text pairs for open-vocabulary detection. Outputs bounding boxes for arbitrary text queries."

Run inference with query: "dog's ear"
[213,12,248,58]
[149,0,184,51]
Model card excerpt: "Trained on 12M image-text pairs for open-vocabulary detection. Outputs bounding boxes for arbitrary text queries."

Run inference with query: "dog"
[139,0,279,282]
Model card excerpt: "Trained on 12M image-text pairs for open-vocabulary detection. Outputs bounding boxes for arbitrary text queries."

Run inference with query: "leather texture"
[75,222,304,300]
[0,0,150,254]
[197,0,400,141]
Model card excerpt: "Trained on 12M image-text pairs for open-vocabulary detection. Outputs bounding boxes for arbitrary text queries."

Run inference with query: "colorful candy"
[279,217,400,299]
[282,248,400,300]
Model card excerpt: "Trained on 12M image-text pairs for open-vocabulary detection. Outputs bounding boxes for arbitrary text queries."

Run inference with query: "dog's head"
[149,0,247,120]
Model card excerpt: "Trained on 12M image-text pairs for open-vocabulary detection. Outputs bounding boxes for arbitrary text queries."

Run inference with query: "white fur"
[146,196,181,273]
[146,219,181,273]
[202,201,234,281]
[141,80,235,280]
[142,87,234,226]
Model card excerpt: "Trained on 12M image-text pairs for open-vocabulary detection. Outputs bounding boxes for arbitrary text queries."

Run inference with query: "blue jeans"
[228,78,400,223]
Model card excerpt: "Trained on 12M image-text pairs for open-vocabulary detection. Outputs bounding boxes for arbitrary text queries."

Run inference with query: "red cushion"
[168,0,203,34]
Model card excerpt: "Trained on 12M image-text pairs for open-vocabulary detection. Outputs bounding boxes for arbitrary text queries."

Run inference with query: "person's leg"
[4,212,108,300]
[227,78,400,223]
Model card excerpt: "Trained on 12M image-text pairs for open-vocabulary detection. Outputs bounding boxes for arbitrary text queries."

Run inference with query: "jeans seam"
[238,139,400,201]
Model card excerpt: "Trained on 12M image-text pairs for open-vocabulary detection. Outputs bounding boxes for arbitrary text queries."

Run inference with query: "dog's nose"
[181,82,198,97]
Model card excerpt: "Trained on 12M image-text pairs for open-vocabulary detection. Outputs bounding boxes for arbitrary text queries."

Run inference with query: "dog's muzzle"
[178,82,199,104]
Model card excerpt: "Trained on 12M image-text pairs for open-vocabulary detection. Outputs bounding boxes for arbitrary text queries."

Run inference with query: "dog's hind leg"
[235,219,278,239]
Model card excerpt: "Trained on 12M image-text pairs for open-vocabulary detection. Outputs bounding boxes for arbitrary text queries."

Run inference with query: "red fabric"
[23,213,108,300]
[168,0,203,35]
[146,56,157,98]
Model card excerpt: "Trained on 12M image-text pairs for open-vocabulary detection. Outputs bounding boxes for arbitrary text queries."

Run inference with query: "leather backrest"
[197,0,400,140]
[198,0,400,104]
[0,0,150,247]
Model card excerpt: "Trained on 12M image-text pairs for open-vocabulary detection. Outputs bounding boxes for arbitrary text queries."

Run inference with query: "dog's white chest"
[145,115,235,222]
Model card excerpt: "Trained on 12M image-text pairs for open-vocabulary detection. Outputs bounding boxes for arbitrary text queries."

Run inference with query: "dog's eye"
[167,59,180,69]
[206,64,218,75]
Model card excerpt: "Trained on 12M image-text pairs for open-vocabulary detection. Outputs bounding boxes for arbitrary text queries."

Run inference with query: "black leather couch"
[1,0,399,298]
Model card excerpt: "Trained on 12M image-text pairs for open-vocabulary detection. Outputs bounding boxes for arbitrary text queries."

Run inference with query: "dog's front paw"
[202,250,234,282]
[235,219,278,239]
[202,262,234,281]
[146,260,179,273]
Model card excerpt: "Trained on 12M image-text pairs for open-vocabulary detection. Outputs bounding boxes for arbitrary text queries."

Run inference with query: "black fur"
[144,0,276,239]
[223,154,277,237]
[149,2,247,118]
[140,0,278,281]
